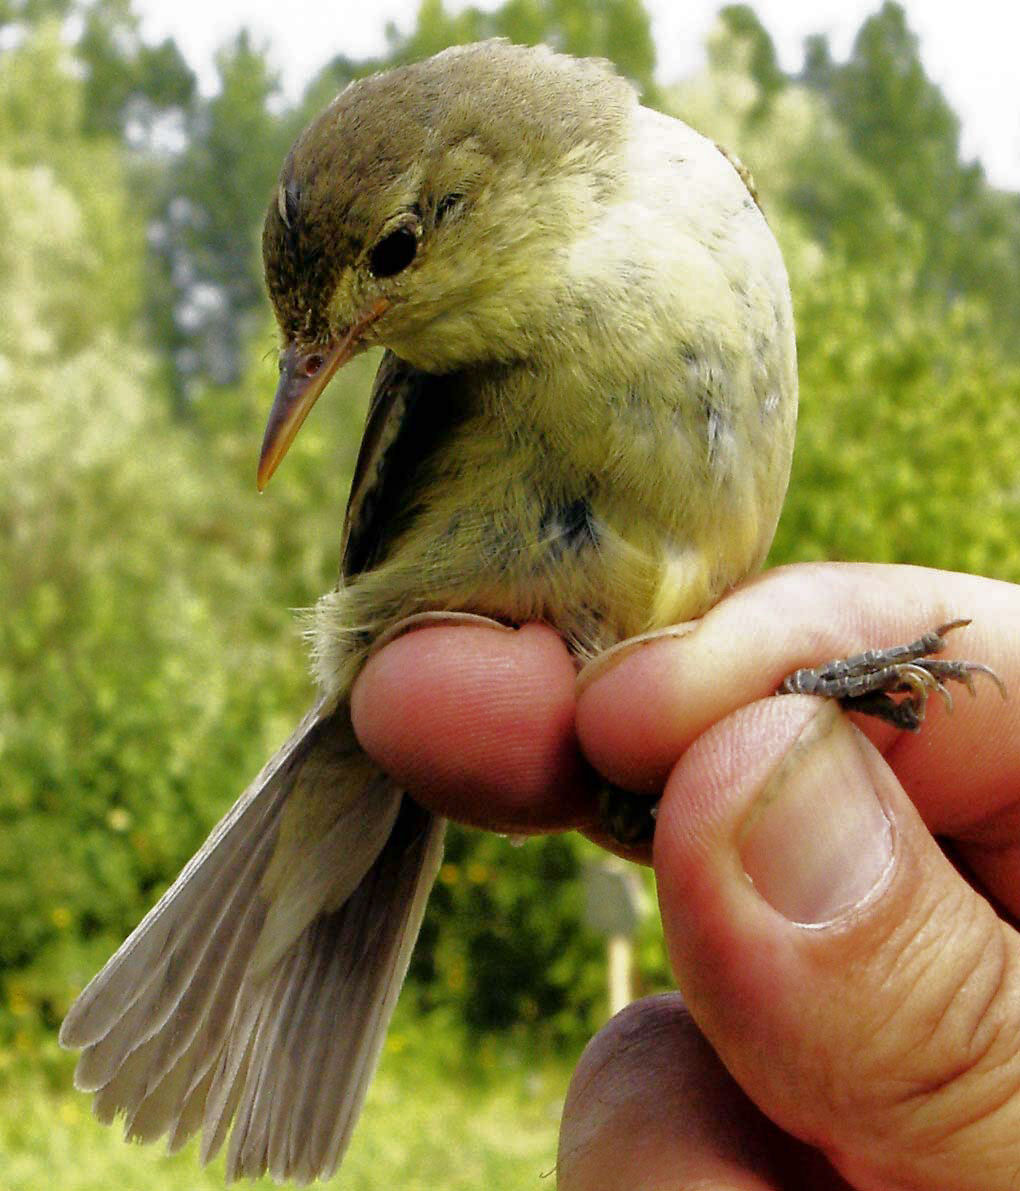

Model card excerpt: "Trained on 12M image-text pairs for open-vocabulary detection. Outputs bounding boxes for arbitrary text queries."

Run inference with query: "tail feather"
[120,891,268,1142]
[251,758,403,979]
[73,820,275,1093]
[201,1008,258,1162]
[224,800,445,1183]
[60,702,445,1183]
[168,1059,215,1152]
[60,702,325,1053]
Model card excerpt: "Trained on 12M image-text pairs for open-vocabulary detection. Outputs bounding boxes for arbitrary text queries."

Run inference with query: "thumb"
[652,697,1020,1191]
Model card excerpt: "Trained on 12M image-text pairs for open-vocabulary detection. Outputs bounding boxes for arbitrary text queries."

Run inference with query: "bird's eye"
[369,226,418,279]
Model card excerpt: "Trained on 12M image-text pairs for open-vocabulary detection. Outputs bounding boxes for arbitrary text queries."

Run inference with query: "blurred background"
[2,1,1019,1186]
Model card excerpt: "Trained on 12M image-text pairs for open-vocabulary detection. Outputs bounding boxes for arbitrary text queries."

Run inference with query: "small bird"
[60,40,800,1182]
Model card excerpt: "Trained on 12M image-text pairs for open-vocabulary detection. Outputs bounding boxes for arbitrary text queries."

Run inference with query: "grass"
[0,1016,572,1191]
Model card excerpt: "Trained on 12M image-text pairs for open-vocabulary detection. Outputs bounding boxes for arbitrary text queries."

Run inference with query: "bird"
[60,39,799,1183]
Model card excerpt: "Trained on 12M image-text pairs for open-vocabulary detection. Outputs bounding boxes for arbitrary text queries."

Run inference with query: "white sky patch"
[132,0,1019,189]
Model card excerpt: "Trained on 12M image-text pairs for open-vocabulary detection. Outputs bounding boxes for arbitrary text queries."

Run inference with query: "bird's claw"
[779,618,1006,732]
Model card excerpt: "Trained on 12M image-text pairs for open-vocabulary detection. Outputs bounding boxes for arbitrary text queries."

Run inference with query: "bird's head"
[257,40,633,488]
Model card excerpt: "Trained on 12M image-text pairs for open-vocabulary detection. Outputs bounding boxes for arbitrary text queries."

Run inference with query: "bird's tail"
[59,701,445,1183]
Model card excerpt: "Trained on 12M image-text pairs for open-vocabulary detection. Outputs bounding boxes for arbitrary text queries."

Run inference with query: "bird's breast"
[313,105,797,690]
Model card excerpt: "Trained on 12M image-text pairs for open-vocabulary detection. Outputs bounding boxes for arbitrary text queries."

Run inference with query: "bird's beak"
[257,298,390,490]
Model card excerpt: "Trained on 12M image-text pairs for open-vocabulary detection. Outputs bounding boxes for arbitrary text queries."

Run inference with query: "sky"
[132,0,1020,191]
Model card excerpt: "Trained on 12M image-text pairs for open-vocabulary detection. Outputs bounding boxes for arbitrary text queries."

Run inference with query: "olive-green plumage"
[263,43,632,346]
[62,40,796,1184]
[260,40,796,692]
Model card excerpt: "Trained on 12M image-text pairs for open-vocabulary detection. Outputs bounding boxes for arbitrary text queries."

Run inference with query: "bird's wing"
[341,349,466,578]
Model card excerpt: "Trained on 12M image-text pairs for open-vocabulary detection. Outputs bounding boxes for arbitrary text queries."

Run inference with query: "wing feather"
[341,350,467,577]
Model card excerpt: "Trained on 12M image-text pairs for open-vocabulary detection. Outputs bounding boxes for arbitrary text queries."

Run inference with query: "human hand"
[352,562,1020,1189]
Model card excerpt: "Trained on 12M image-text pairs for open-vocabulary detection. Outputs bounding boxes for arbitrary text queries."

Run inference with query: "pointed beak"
[257,298,390,490]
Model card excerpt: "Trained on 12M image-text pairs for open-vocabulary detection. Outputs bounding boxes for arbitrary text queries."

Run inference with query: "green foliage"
[800,1,1020,344]
[718,4,785,105]
[778,261,1020,576]
[0,1013,567,1188]
[0,27,316,1041]
[0,28,144,341]
[824,2,963,223]
[76,0,195,137]
[409,830,613,1043]
[144,32,294,396]
[0,0,69,27]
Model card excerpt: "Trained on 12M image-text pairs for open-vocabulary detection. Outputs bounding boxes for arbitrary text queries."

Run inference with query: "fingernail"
[575,623,696,693]
[367,610,514,656]
[739,704,894,925]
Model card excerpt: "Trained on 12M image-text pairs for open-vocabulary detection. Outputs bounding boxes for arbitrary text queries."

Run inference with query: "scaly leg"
[779,619,1006,731]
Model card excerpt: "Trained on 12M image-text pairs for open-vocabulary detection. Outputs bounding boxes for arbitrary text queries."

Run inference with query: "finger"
[576,564,1020,908]
[351,622,592,831]
[558,995,781,1191]
[558,994,854,1190]
[654,695,1020,1191]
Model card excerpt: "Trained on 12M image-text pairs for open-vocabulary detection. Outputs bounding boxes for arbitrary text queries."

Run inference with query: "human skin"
[351,561,1020,1190]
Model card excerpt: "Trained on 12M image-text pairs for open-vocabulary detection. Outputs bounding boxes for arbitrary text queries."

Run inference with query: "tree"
[718,4,785,109]
[819,3,962,231]
[76,0,195,139]
[0,0,69,28]
[151,32,289,393]
[801,2,1020,343]
[0,25,315,1043]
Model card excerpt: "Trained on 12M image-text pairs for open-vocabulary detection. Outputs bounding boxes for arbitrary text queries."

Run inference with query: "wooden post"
[583,858,649,1019]
[607,933,633,1017]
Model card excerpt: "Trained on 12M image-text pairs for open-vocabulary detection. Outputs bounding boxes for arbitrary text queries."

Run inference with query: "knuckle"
[843,898,1020,1176]
[893,923,1020,1148]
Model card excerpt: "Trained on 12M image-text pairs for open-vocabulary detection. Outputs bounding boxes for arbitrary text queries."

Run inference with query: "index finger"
[577,562,1019,843]
[351,621,593,832]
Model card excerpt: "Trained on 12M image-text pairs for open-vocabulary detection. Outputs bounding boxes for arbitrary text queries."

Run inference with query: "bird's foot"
[594,620,1006,848]
[596,781,658,848]
[779,618,1006,731]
